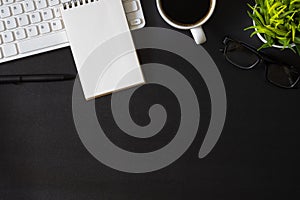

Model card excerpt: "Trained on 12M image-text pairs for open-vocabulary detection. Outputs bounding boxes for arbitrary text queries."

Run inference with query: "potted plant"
[245,0,300,55]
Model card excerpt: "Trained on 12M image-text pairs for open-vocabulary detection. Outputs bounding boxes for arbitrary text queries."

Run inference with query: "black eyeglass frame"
[221,37,300,89]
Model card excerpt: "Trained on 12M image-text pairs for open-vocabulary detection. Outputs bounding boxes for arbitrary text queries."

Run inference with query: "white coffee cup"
[156,0,216,44]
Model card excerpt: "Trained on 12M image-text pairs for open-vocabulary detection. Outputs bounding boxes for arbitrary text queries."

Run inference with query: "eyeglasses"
[221,37,300,89]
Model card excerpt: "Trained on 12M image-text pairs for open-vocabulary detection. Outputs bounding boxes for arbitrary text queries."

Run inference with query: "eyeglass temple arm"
[240,42,277,63]
[223,37,277,63]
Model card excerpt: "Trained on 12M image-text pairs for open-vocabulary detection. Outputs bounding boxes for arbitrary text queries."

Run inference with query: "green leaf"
[245,0,300,55]
[266,25,289,36]
[248,4,266,25]
[269,2,282,14]
[244,26,260,31]
[292,23,296,41]
[265,34,275,45]
[294,36,300,44]
[247,11,263,26]
[295,44,300,55]
[250,26,277,37]
[291,0,300,5]
[257,42,271,51]
[279,10,298,18]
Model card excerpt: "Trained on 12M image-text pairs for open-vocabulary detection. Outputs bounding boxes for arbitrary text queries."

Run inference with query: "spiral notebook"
[61,0,144,100]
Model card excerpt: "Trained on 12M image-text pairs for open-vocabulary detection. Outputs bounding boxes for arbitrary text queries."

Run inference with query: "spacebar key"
[18,32,68,54]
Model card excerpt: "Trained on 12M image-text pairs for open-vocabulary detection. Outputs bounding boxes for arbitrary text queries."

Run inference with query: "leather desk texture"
[0,0,300,199]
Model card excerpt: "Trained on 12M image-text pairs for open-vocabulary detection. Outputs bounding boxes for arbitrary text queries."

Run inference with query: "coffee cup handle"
[191,26,207,45]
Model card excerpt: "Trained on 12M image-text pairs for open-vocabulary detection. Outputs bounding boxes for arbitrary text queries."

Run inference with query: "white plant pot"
[253,19,296,49]
[252,5,296,49]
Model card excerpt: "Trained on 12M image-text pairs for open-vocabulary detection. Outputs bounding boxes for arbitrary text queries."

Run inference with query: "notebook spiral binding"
[63,0,100,10]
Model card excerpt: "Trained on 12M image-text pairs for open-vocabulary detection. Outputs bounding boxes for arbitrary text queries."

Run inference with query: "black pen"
[0,74,76,84]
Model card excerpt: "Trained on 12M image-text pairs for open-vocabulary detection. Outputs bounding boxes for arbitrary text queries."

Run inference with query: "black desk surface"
[1,0,300,199]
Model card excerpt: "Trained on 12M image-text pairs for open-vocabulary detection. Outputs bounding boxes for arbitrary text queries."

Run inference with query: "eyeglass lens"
[225,41,260,69]
[266,63,300,88]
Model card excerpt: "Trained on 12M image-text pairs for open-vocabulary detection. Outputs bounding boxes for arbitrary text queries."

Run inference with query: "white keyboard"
[0,0,145,63]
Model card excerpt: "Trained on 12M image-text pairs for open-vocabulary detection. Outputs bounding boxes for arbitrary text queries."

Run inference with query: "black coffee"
[160,0,211,25]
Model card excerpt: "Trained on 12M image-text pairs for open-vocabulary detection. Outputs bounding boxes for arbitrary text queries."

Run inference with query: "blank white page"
[61,0,144,100]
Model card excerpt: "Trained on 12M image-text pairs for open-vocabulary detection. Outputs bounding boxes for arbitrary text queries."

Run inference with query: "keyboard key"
[0,21,5,31]
[3,0,14,5]
[14,28,26,39]
[53,7,61,17]
[0,0,146,63]
[48,0,60,6]
[23,0,35,12]
[30,12,41,23]
[130,18,141,26]
[26,25,38,37]
[5,17,17,29]
[0,6,11,18]
[2,43,18,57]
[2,31,14,42]
[39,22,50,34]
[11,3,24,15]
[17,14,30,26]
[50,19,63,31]
[124,1,138,13]
[36,0,47,9]
[18,31,68,53]
[41,8,53,20]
